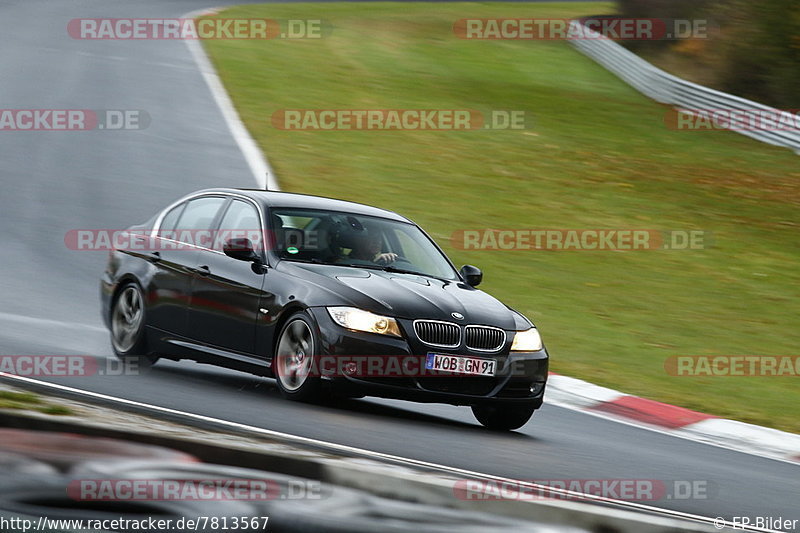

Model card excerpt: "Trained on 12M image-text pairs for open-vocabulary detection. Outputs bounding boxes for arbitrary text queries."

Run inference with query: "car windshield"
[270,208,459,281]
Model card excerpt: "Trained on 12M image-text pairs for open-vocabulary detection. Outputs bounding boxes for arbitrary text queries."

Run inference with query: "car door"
[146,196,227,338]
[187,198,272,356]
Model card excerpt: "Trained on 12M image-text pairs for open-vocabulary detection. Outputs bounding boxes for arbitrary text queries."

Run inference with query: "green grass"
[0,390,73,416]
[202,3,800,433]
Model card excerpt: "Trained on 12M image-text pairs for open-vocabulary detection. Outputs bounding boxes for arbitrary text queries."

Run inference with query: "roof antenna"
[265,173,270,191]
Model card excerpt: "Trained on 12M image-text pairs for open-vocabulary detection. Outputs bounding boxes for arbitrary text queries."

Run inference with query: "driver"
[348,229,397,265]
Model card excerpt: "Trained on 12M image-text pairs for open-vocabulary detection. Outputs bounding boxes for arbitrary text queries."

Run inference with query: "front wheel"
[110,282,158,370]
[471,403,536,431]
[273,312,326,402]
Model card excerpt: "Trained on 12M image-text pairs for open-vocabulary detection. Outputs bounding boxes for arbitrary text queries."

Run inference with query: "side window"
[158,203,184,236]
[173,197,226,247]
[214,200,262,252]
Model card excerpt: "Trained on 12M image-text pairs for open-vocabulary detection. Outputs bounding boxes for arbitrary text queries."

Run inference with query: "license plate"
[425,353,496,377]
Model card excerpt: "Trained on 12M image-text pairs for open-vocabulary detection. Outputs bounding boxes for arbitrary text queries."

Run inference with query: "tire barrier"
[0,429,197,471]
[0,452,59,476]
[0,475,255,532]
[70,460,588,533]
[262,490,589,533]
[0,431,591,532]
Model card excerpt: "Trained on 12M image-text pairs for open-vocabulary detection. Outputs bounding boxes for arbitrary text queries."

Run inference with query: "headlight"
[510,328,542,351]
[327,307,402,337]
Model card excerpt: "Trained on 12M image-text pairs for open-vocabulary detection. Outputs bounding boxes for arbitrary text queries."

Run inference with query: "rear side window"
[159,203,185,234]
[173,197,226,246]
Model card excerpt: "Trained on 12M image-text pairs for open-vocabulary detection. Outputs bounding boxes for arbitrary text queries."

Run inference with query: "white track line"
[183,9,278,191]
[0,373,779,533]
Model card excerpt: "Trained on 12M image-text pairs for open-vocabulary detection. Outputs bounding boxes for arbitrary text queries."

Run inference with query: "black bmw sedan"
[100,188,548,430]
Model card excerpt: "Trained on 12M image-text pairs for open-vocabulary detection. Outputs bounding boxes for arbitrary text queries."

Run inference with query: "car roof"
[194,188,412,223]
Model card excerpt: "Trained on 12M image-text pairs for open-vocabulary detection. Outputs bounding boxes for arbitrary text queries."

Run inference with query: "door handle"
[147,251,161,263]
[194,265,210,276]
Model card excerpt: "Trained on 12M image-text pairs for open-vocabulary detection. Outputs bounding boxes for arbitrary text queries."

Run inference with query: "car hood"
[281,263,519,329]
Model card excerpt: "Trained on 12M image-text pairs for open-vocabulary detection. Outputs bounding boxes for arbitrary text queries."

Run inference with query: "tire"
[110,282,158,369]
[0,429,196,471]
[0,452,58,476]
[265,483,550,533]
[273,311,327,402]
[0,480,236,532]
[471,403,536,431]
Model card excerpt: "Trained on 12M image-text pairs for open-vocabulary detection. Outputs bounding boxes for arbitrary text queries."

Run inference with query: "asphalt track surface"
[0,1,798,529]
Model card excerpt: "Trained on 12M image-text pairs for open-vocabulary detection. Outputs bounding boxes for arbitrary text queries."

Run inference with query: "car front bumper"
[308,307,548,407]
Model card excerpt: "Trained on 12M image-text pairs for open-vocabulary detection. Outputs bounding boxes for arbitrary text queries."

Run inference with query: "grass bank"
[203,2,800,432]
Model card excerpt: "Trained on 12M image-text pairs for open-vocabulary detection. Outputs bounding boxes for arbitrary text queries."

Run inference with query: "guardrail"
[568,20,800,155]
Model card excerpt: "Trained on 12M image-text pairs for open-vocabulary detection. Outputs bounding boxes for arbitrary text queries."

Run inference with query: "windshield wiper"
[337,263,386,270]
[381,265,429,276]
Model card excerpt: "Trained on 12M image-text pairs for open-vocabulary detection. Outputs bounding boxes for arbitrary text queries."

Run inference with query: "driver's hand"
[374,252,398,264]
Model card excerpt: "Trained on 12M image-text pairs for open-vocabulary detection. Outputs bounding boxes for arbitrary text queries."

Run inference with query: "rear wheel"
[273,312,326,402]
[110,283,158,370]
[471,403,536,431]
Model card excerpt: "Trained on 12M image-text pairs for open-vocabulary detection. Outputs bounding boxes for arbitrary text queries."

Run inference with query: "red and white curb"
[545,373,800,465]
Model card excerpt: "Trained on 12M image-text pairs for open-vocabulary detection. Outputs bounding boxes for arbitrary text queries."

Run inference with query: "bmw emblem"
[451,312,464,320]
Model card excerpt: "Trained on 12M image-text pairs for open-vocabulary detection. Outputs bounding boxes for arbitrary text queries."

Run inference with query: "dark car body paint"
[101,189,548,406]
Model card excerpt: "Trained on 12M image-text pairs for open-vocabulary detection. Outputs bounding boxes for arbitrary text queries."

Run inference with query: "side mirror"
[459,264,483,287]
[223,238,261,263]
